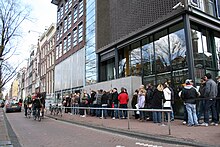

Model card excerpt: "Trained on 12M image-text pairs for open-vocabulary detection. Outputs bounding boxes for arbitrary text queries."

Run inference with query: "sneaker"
[182,121,187,125]
[201,122,208,127]
[112,117,115,120]
[211,122,219,126]
[187,124,194,127]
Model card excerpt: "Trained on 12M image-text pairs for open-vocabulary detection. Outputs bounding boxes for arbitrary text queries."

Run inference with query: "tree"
[0,0,31,94]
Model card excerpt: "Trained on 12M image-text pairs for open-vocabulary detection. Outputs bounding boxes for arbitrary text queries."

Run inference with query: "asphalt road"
[5,112,189,147]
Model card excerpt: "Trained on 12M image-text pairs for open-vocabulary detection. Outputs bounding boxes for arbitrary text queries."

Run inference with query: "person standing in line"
[100,91,108,119]
[163,82,172,121]
[145,83,154,120]
[165,82,175,121]
[138,89,146,121]
[111,88,119,119]
[131,89,139,119]
[216,76,220,122]
[197,78,206,123]
[151,84,165,123]
[181,79,200,127]
[201,73,218,126]
[118,87,129,119]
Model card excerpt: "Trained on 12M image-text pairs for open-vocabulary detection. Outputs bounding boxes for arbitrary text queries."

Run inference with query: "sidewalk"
[0,108,12,146]
[46,112,220,147]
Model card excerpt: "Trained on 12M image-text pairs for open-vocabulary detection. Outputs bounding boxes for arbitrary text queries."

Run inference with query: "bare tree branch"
[0,0,31,93]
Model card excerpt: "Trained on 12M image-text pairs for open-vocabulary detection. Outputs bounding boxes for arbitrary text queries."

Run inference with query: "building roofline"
[51,0,60,5]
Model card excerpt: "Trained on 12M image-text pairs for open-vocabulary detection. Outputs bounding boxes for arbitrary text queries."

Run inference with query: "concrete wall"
[84,76,142,107]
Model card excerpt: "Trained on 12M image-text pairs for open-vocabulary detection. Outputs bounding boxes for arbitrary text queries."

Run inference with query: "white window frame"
[73,28,77,47]
[67,34,71,51]
[78,22,83,42]
[191,0,199,6]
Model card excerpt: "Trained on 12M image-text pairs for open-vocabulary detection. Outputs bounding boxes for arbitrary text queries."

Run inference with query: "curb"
[46,115,215,147]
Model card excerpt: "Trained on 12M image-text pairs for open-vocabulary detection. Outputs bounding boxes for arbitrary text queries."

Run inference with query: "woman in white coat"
[163,82,172,121]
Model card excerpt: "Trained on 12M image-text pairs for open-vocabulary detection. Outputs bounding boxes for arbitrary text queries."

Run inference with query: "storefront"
[98,16,220,117]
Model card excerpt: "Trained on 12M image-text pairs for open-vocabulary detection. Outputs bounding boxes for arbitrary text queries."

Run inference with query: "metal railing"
[50,106,172,135]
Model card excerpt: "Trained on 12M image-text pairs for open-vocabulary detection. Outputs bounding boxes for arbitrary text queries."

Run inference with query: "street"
[4,112,188,147]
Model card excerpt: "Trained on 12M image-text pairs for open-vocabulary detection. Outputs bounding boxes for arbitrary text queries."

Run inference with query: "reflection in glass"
[169,28,186,70]
[142,36,154,76]
[214,32,220,70]
[130,42,141,76]
[154,30,170,73]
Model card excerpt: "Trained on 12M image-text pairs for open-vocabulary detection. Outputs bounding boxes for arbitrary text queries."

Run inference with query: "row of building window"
[56,1,84,41]
[191,0,220,18]
[57,0,84,25]
[56,22,83,59]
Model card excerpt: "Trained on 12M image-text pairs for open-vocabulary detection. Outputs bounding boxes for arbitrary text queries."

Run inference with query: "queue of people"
[25,73,219,127]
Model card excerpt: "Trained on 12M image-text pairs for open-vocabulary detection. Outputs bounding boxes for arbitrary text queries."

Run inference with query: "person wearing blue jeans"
[181,79,200,126]
[202,73,218,126]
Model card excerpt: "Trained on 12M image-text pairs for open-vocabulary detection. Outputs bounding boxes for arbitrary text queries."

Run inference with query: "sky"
[4,0,57,95]
[18,0,57,62]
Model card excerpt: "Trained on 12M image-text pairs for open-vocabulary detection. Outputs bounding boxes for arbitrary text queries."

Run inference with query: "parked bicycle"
[50,103,62,117]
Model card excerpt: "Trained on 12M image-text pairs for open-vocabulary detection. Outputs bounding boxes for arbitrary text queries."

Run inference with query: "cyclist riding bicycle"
[24,95,32,117]
[32,95,42,117]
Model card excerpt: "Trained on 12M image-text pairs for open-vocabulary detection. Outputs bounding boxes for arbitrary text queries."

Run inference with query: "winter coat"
[204,79,217,99]
[163,87,171,108]
[138,95,145,108]
[181,85,199,104]
[118,92,129,105]
[151,89,165,109]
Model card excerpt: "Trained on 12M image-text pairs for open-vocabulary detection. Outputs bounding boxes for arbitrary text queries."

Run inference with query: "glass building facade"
[85,0,96,85]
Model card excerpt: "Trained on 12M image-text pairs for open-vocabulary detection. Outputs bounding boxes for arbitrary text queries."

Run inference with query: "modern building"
[95,0,220,115]
[52,0,92,100]
[50,0,220,115]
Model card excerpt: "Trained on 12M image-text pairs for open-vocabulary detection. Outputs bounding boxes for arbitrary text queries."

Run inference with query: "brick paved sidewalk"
[0,108,12,146]
[46,112,220,147]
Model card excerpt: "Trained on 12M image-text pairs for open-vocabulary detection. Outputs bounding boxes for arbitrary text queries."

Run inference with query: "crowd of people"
[61,82,175,124]
[23,73,219,127]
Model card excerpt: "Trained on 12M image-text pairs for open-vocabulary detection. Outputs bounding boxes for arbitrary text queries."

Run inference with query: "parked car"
[4,100,21,113]
[0,100,4,108]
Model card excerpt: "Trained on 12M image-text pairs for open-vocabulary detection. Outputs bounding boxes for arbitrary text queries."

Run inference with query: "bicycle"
[27,104,32,119]
[53,103,62,117]
[34,107,42,122]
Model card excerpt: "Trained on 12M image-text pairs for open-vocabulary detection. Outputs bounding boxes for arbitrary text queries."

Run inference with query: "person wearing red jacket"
[118,87,129,119]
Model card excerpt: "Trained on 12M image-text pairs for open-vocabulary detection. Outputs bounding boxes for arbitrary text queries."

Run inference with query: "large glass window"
[214,32,220,70]
[100,58,115,81]
[217,0,220,18]
[118,47,128,78]
[130,42,141,76]
[169,23,187,70]
[142,36,154,76]
[154,29,170,73]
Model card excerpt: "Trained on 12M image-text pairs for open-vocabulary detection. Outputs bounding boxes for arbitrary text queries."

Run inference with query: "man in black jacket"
[181,79,200,127]
[111,88,119,119]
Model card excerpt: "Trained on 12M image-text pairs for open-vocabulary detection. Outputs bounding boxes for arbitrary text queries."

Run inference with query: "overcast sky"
[4,0,57,94]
